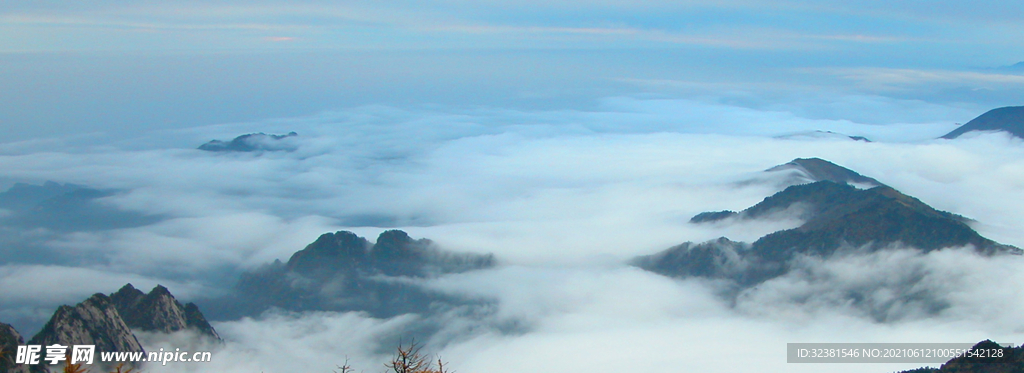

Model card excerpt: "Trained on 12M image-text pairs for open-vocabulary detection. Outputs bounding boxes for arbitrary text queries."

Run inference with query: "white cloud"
[2,96,1024,372]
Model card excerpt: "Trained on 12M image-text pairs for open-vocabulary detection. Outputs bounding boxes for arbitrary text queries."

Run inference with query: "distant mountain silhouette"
[198,132,298,152]
[774,130,871,142]
[213,230,496,320]
[0,182,162,232]
[941,106,1024,139]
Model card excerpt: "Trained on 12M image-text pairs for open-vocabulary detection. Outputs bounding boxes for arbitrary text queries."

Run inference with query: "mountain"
[1,323,30,373]
[638,159,1020,287]
[198,132,299,152]
[774,130,872,142]
[692,158,882,223]
[764,158,882,188]
[216,230,495,319]
[27,294,145,372]
[110,284,220,340]
[0,182,161,232]
[6,285,218,372]
[941,106,1024,139]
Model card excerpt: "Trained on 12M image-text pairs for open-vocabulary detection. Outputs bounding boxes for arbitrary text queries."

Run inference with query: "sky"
[3,0,1024,142]
[3,1,1024,373]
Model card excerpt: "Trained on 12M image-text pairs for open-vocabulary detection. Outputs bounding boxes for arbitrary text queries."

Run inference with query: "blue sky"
[2,1,1024,141]
[3,1,1022,53]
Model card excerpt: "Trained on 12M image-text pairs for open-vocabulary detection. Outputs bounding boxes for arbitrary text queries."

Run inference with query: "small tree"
[385,340,449,373]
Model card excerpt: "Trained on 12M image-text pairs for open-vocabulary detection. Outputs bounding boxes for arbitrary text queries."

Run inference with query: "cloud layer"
[2,96,1024,372]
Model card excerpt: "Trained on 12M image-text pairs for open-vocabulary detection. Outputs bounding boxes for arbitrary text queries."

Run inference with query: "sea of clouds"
[2,96,1023,372]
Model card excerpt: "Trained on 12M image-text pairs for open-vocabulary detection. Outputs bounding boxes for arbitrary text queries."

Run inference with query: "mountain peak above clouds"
[774,130,872,142]
[692,158,883,223]
[27,293,145,358]
[198,132,299,152]
[641,158,1019,293]
[1,284,220,373]
[110,284,220,340]
[764,157,883,188]
[941,106,1024,139]
[222,230,496,320]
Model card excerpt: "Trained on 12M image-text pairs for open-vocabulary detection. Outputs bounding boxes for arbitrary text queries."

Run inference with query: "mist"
[2,96,1024,372]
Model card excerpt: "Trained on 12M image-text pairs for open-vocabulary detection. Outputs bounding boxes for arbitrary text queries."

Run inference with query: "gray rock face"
[28,294,144,354]
[9,285,218,373]
[1,322,30,373]
[110,284,220,340]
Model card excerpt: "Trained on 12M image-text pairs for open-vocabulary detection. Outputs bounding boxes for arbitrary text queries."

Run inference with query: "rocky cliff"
[110,284,220,340]
[4,284,219,373]
[27,294,143,354]
[1,322,30,373]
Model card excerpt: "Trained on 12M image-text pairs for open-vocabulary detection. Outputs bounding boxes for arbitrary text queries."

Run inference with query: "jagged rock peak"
[941,106,1024,139]
[110,283,145,306]
[110,284,220,341]
[198,132,299,152]
[28,294,144,355]
[1,322,30,373]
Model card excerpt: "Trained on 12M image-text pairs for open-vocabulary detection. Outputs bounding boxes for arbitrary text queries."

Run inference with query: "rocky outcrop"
[941,106,1024,139]
[198,132,299,152]
[1,322,30,373]
[110,284,220,340]
[27,294,143,355]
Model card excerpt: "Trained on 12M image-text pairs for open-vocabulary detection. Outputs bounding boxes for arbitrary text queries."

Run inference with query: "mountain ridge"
[637,158,1019,291]
[941,106,1024,139]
